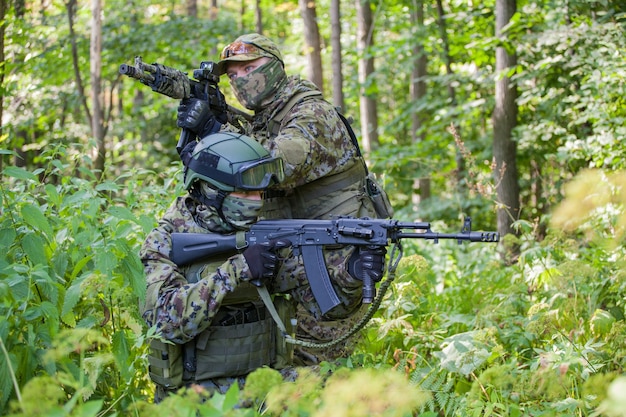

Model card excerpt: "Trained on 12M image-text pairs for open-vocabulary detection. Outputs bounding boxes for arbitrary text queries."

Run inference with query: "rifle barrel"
[118,64,155,83]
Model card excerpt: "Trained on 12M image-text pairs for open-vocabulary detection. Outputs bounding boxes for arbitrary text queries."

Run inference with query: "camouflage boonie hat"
[215,33,284,76]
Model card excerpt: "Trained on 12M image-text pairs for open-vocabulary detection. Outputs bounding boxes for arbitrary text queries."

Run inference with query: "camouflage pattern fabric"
[231,59,287,111]
[222,75,380,364]
[140,192,369,355]
[140,196,253,343]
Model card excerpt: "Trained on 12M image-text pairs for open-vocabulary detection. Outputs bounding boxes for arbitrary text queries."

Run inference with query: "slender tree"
[209,0,218,56]
[0,0,6,174]
[356,0,378,152]
[435,0,465,192]
[300,0,324,92]
[255,0,263,34]
[186,0,197,17]
[410,0,430,206]
[90,0,105,177]
[493,0,520,260]
[329,0,344,110]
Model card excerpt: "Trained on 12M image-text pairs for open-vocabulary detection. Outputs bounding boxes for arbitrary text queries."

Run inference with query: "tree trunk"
[186,0,197,17]
[356,0,378,152]
[209,0,218,20]
[330,0,344,111]
[435,0,465,194]
[67,0,91,125]
[207,0,218,56]
[410,0,430,208]
[255,0,263,34]
[0,0,5,174]
[299,0,324,93]
[91,0,105,178]
[493,0,520,261]
[240,0,245,32]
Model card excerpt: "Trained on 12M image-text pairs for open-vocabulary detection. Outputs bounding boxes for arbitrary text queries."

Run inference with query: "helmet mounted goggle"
[187,153,285,191]
[219,40,283,63]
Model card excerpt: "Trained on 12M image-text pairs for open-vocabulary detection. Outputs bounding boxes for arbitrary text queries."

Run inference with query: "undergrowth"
[1,147,625,416]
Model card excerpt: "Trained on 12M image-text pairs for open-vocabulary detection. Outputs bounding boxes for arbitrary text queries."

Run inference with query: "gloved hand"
[242,239,291,287]
[348,245,387,282]
[177,98,221,138]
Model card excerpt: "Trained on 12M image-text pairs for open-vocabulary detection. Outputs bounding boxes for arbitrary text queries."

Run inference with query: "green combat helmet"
[184,131,285,193]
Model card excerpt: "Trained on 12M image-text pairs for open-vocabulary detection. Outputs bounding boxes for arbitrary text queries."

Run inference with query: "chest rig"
[263,90,393,220]
[146,257,295,393]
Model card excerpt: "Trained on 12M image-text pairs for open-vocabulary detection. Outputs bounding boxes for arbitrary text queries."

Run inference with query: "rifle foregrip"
[362,275,375,304]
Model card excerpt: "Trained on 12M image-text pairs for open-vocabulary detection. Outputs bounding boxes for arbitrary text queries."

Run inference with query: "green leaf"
[3,166,37,181]
[21,203,53,239]
[108,205,137,222]
[45,184,62,208]
[62,276,86,318]
[22,233,48,266]
[112,330,131,380]
[0,228,16,249]
[223,383,240,411]
[96,181,120,192]
[72,399,104,417]
[121,254,146,301]
[69,255,93,281]
[95,251,116,276]
[40,301,59,321]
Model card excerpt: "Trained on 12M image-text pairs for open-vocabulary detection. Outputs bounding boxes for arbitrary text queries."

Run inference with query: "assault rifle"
[170,217,499,315]
[119,56,251,154]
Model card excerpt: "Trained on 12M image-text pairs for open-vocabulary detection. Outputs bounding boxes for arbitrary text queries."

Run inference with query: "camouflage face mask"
[231,59,287,111]
[221,194,263,230]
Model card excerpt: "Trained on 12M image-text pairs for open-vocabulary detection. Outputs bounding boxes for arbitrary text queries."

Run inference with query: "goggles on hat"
[188,154,285,191]
[220,40,280,62]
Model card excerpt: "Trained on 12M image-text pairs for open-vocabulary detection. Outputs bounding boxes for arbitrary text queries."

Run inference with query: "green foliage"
[0,145,184,415]
[2,139,626,417]
[2,0,626,415]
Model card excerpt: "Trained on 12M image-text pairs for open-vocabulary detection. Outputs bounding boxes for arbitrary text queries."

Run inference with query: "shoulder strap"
[336,111,367,172]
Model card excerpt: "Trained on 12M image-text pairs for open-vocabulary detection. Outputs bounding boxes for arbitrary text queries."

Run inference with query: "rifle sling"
[256,285,297,344]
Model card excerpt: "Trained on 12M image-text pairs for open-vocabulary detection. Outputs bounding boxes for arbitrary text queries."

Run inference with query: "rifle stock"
[170,217,499,315]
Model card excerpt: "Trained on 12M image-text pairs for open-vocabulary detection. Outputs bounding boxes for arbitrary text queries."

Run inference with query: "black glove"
[348,245,387,282]
[177,98,221,138]
[242,239,291,286]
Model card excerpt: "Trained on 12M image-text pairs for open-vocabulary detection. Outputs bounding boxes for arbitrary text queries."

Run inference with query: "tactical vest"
[146,257,296,393]
[264,90,393,220]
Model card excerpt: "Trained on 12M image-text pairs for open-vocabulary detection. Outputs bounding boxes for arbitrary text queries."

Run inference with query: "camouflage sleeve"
[266,99,358,189]
[139,197,252,343]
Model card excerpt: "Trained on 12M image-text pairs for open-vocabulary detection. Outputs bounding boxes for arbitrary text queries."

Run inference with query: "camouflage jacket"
[139,196,253,344]
[227,76,375,220]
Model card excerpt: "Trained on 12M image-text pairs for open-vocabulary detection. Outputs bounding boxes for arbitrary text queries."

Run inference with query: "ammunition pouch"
[189,302,276,380]
[147,338,184,391]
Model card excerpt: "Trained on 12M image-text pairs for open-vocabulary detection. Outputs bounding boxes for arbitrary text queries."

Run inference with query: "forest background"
[1,0,626,416]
